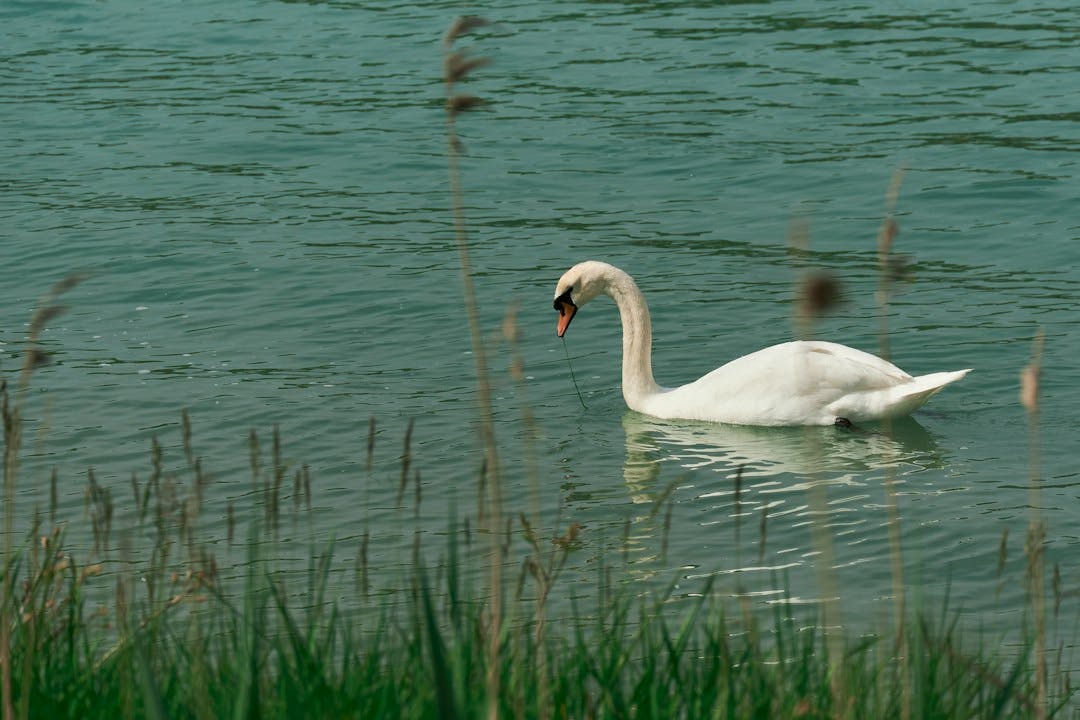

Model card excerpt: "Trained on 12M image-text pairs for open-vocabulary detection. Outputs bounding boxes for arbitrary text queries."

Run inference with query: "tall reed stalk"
[790,221,845,700]
[877,168,912,720]
[441,16,504,720]
[1022,329,1047,718]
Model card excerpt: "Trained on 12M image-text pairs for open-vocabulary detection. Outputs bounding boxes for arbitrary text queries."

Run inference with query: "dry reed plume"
[441,15,504,720]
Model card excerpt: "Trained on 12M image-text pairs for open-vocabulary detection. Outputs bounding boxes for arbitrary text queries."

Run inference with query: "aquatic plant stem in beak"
[561,339,588,410]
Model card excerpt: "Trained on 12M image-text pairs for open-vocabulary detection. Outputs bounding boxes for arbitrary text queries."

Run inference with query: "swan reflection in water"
[618,411,950,595]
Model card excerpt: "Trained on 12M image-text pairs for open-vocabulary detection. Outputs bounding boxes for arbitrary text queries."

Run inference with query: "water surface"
[3,0,1079,641]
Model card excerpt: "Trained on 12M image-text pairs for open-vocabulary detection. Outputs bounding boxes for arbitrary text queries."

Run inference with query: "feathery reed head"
[444,54,491,84]
[442,16,492,130]
[799,272,843,319]
[787,219,842,324]
[1020,329,1045,414]
[443,15,490,48]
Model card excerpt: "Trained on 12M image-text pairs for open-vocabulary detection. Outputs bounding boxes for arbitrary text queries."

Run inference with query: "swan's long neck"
[604,269,661,409]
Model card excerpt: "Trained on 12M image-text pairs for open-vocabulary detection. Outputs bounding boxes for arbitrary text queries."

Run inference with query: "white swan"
[553,261,970,427]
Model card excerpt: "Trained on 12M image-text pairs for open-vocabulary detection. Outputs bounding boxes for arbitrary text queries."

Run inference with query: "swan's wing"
[694,341,910,395]
[798,341,913,392]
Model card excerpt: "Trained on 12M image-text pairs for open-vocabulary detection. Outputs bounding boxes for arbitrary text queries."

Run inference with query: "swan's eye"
[553,288,576,313]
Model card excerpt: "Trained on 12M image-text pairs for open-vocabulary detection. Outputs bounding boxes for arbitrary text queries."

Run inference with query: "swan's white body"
[553,261,969,427]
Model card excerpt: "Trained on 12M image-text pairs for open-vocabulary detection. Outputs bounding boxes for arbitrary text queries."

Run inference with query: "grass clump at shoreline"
[2,506,1069,718]
[0,396,1073,719]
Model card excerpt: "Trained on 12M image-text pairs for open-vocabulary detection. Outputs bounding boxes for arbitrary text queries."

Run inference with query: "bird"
[552,261,969,427]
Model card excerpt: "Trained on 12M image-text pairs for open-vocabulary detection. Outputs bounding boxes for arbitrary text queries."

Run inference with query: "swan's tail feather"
[828,368,971,422]
[905,369,972,395]
[885,369,971,417]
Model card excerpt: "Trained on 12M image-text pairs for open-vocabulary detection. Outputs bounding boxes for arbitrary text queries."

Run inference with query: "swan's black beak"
[554,290,577,338]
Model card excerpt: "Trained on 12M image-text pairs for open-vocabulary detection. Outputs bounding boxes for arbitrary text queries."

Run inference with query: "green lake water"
[4,0,1079,643]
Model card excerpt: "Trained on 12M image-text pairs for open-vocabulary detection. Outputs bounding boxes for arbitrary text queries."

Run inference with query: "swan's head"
[553,261,617,337]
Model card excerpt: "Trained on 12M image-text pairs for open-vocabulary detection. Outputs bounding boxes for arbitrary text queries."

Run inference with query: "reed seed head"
[50,272,90,298]
[29,305,68,337]
[554,522,581,549]
[799,272,843,319]
[1020,365,1040,414]
[1020,329,1045,414]
[26,349,51,371]
[878,217,899,259]
[446,95,485,118]
[444,52,491,84]
[443,15,490,47]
